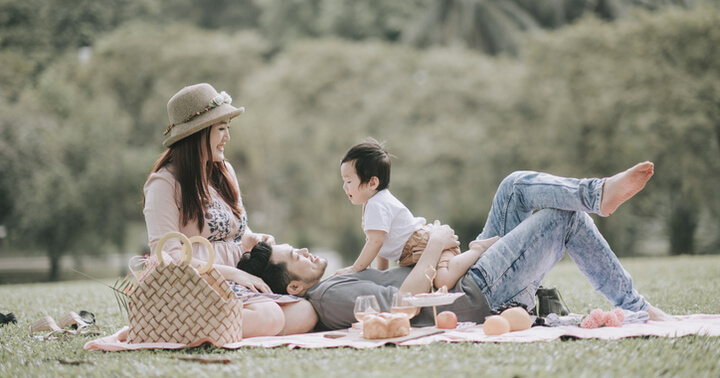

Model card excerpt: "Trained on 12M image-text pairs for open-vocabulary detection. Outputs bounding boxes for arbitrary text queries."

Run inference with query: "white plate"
[408,292,465,307]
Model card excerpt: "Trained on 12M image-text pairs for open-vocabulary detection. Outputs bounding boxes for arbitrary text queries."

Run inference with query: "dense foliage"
[1,1,718,280]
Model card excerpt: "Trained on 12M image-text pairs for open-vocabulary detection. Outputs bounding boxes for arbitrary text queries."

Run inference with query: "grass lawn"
[1,255,719,377]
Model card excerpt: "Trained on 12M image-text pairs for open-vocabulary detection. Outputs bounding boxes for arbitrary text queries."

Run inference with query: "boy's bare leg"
[600,161,654,216]
[434,236,500,289]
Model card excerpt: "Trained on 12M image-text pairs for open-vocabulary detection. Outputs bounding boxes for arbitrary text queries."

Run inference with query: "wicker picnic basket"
[127,232,243,347]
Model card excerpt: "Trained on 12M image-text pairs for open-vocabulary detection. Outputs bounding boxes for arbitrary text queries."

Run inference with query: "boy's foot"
[600,161,654,216]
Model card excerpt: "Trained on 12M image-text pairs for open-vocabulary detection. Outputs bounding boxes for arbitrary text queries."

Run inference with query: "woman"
[143,83,316,336]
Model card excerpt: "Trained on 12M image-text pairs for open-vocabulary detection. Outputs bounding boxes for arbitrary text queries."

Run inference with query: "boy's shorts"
[398,224,460,268]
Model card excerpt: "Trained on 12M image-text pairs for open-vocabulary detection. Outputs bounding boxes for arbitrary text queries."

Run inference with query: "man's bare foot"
[646,305,676,321]
[468,236,501,254]
[600,161,654,216]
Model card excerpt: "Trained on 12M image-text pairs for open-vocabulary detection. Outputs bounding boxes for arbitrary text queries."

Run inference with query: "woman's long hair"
[145,126,243,230]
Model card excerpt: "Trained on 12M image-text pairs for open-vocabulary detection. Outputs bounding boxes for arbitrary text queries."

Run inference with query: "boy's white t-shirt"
[363,189,426,261]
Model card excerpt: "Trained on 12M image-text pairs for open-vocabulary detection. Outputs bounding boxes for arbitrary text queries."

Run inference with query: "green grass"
[1,255,719,377]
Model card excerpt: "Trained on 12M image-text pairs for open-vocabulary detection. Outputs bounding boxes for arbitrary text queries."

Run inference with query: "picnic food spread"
[483,307,532,335]
[362,312,411,339]
[500,307,533,331]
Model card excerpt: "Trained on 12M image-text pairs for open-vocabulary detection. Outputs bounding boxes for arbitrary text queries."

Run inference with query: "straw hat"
[163,83,245,147]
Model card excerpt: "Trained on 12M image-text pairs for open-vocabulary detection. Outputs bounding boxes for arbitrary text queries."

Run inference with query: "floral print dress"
[143,164,250,267]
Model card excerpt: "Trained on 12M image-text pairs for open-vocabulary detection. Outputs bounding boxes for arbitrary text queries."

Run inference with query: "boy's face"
[341,161,377,205]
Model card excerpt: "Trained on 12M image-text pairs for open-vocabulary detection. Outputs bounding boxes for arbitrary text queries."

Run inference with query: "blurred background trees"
[1,0,718,281]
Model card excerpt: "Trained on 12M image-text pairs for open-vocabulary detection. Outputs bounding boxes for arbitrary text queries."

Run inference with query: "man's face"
[271,244,327,288]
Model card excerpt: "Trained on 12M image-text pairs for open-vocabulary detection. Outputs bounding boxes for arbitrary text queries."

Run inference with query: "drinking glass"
[353,295,380,323]
[391,291,419,319]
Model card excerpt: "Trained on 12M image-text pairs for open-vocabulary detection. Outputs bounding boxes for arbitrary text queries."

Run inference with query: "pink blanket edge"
[84,314,720,351]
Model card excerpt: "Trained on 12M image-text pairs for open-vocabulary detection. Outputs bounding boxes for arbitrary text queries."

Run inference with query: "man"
[245,162,673,331]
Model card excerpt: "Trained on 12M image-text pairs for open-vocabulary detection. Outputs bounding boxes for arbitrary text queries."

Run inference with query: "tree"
[1,55,146,280]
[400,0,698,55]
[515,7,720,254]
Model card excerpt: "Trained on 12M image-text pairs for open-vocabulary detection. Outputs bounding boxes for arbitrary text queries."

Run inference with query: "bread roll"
[362,312,411,339]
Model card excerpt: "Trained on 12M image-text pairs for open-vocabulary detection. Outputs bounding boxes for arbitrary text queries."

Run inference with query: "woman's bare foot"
[646,305,676,321]
[600,161,654,216]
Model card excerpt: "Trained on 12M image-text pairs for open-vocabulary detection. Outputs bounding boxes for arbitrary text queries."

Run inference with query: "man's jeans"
[469,171,648,312]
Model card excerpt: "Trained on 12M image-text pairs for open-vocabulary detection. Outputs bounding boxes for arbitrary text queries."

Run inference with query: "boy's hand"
[333,266,360,276]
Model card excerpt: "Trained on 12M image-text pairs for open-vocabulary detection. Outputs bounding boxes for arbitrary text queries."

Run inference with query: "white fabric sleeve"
[363,200,392,233]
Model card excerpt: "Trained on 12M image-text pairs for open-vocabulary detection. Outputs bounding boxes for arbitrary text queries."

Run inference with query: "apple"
[436,311,458,329]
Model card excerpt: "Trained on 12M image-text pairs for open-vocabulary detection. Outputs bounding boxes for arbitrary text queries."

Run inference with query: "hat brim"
[163,104,245,147]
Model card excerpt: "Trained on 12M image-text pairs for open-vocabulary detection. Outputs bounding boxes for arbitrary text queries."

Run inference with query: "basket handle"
[155,232,192,266]
[188,236,215,274]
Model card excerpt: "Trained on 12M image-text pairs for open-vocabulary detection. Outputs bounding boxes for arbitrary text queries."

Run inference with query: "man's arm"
[399,222,457,294]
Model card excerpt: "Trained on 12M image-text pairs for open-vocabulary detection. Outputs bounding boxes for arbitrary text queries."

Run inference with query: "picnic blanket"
[84,314,720,351]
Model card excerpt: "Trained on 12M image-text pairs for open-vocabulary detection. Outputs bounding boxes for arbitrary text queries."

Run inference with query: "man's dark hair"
[236,241,296,294]
[341,137,391,191]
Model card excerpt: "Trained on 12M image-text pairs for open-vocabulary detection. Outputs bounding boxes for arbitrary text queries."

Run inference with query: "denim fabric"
[468,171,648,312]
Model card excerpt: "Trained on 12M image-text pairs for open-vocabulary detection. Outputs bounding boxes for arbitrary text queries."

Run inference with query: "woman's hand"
[241,232,276,251]
[236,270,272,293]
[216,265,272,293]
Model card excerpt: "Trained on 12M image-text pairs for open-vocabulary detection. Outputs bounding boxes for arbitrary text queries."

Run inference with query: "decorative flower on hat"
[210,91,232,107]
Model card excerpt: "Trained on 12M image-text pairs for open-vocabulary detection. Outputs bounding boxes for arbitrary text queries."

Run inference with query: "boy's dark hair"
[236,241,296,294]
[341,137,391,191]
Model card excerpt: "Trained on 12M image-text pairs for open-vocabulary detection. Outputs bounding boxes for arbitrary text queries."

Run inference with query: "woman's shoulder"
[144,166,178,192]
[223,160,240,187]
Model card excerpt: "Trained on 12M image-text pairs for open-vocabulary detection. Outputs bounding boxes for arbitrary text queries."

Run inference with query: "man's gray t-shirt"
[306,267,491,331]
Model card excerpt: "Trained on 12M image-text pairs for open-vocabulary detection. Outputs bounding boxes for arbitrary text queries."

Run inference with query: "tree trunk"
[47,235,67,282]
[668,200,698,255]
[48,245,62,281]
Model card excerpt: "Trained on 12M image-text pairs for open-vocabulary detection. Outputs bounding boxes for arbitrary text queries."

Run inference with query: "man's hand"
[399,221,456,294]
[428,220,457,249]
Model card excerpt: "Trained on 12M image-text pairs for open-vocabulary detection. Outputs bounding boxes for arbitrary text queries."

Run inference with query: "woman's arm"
[434,236,499,289]
[242,302,285,337]
[278,299,318,335]
[399,222,457,295]
[143,171,185,261]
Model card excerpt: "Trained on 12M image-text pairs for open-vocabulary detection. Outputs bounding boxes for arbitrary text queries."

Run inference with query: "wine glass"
[391,291,419,319]
[353,295,380,323]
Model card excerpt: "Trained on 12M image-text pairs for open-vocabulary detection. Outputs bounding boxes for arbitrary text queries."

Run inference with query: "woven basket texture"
[128,262,243,346]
